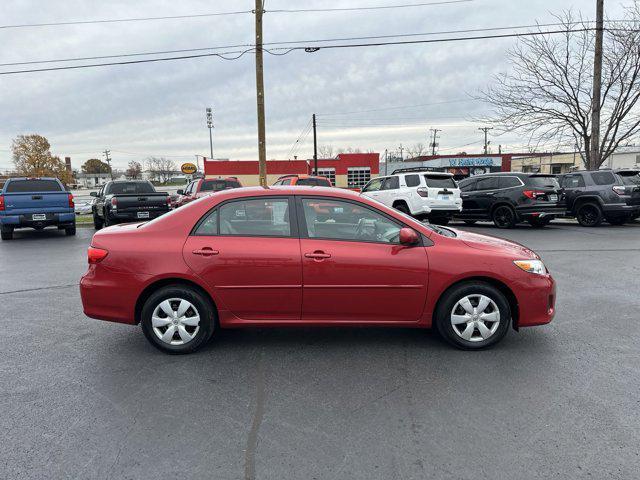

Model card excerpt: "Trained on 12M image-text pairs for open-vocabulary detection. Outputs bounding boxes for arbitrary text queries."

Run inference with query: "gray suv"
[560,170,640,226]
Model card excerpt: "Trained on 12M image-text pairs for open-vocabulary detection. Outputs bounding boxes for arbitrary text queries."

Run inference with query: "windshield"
[108,182,155,195]
[529,176,560,189]
[617,172,640,186]
[424,175,457,189]
[201,180,240,192]
[6,179,62,192]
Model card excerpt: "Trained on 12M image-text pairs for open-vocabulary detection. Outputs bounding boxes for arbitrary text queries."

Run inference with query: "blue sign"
[448,157,495,167]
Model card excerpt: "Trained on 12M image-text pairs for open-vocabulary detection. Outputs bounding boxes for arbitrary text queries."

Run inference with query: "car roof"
[6,177,58,181]
[205,185,358,200]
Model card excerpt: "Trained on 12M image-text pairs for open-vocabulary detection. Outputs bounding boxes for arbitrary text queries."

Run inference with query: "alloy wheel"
[493,206,514,228]
[151,298,201,345]
[578,205,599,226]
[450,294,500,342]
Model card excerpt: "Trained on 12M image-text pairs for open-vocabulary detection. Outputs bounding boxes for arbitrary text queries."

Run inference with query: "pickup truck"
[0,177,76,240]
[174,177,242,208]
[91,180,170,229]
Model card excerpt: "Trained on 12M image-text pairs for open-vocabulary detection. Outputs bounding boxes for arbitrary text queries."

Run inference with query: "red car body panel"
[80,187,556,330]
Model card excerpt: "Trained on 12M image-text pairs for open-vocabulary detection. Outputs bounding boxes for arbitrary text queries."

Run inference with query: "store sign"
[181,163,197,175]
[448,157,496,167]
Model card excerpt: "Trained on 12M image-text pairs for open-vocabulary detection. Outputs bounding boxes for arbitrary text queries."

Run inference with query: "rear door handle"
[192,248,219,257]
[304,251,331,259]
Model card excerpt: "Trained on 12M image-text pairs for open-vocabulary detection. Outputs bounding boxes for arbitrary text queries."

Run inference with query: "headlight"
[513,259,547,275]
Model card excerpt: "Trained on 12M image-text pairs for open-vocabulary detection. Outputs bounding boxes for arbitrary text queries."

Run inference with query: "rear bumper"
[516,206,565,218]
[107,209,168,223]
[601,203,640,215]
[0,212,75,228]
[514,274,556,327]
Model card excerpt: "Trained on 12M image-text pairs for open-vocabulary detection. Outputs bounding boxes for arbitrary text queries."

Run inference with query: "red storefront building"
[203,153,379,189]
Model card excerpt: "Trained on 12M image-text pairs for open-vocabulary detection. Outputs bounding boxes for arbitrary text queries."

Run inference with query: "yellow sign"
[181,163,197,175]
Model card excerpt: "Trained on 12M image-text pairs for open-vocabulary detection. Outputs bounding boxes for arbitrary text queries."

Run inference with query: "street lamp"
[206,107,214,160]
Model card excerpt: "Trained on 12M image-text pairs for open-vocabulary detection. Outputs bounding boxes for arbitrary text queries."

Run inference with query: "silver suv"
[361,169,462,224]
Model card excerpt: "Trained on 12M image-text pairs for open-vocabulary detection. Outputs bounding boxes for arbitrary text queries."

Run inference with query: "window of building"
[591,171,616,186]
[347,167,371,189]
[551,165,562,175]
[405,174,420,187]
[217,198,291,237]
[301,198,401,244]
[315,168,336,186]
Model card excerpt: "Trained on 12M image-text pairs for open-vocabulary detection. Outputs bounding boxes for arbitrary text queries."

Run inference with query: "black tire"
[435,282,511,350]
[65,225,76,236]
[492,205,517,229]
[463,220,478,225]
[575,202,602,227]
[394,202,411,215]
[140,285,216,354]
[528,217,552,228]
[93,211,103,230]
[103,209,112,227]
[605,215,629,226]
[1,225,13,240]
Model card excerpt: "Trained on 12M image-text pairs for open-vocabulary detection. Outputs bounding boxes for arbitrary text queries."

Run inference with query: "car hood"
[448,228,539,259]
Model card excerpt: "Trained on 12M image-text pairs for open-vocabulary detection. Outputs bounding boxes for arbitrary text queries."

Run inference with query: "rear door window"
[498,177,522,189]
[423,175,456,189]
[6,179,62,192]
[590,171,616,186]
[218,198,291,237]
[475,177,499,191]
[458,178,477,192]
[529,176,560,189]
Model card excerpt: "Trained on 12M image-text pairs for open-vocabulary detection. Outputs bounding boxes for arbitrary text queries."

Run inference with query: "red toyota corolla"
[80,186,555,354]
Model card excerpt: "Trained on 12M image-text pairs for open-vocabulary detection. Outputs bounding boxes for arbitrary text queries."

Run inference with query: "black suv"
[456,173,565,228]
[560,169,640,226]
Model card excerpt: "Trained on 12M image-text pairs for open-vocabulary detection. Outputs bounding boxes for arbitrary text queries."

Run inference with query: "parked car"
[455,172,565,228]
[560,169,640,226]
[80,186,556,354]
[74,200,93,215]
[361,169,462,224]
[272,174,332,187]
[0,177,75,240]
[91,180,170,229]
[174,177,242,208]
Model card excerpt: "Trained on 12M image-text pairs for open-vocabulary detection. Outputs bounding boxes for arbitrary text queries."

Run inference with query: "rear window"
[296,177,332,187]
[423,175,456,189]
[528,176,560,189]
[590,171,616,186]
[108,182,155,195]
[6,179,62,192]
[201,180,240,192]
[617,172,640,186]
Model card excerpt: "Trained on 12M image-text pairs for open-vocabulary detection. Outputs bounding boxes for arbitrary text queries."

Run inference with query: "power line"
[266,0,472,13]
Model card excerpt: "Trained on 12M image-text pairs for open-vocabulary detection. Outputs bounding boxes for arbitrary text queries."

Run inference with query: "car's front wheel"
[492,205,517,229]
[435,282,511,350]
[141,285,216,354]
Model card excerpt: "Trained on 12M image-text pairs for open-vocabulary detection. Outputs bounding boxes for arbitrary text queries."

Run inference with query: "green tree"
[11,134,72,185]
[81,158,111,174]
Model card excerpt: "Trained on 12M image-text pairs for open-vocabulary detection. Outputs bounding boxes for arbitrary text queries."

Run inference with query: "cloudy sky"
[0,0,626,171]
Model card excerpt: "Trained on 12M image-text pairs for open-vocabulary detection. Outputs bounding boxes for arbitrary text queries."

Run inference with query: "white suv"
[361,169,462,224]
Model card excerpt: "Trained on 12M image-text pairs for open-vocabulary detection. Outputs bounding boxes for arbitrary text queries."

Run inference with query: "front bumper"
[514,273,556,327]
[0,212,75,228]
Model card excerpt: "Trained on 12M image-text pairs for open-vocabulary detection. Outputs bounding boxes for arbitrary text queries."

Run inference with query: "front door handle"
[304,251,331,259]
[192,247,219,257]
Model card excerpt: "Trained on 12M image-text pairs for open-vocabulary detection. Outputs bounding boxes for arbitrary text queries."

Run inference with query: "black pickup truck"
[91,180,170,229]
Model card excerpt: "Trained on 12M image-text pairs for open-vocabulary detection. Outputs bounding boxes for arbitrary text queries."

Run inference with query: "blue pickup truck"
[0,177,76,240]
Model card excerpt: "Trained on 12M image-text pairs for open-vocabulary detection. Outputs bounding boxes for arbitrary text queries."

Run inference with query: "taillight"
[110,197,117,208]
[612,185,626,195]
[0,195,4,211]
[417,187,429,197]
[87,247,108,264]
[523,190,546,199]
[68,193,74,208]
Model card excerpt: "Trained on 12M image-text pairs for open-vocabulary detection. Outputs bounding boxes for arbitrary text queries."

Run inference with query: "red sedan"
[80,187,556,354]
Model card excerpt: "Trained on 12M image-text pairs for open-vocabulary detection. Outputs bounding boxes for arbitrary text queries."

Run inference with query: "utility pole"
[312,113,318,175]
[206,107,214,160]
[399,144,404,161]
[254,0,267,187]
[478,127,493,155]
[384,149,388,175]
[589,0,604,170]
[103,149,113,180]
[429,128,441,156]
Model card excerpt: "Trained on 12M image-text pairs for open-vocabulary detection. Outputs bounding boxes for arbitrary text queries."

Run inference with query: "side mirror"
[90,191,97,197]
[176,189,184,195]
[399,227,419,246]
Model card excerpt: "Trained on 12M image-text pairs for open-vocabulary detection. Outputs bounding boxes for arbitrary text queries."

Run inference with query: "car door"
[561,174,585,212]
[378,176,400,207]
[297,196,428,323]
[458,178,479,216]
[473,176,500,214]
[183,196,302,321]
[360,177,385,203]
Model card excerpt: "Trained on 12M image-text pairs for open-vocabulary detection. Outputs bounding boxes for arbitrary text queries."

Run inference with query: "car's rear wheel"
[528,217,552,228]
[435,282,510,350]
[492,205,517,229]
[93,211,103,230]
[393,202,410,215]
[576,203,602,227]
[103,209,112,227]
[141,285,215,354]
[65,225,76,236]
[430,216,450,226]
[1,225,13,240]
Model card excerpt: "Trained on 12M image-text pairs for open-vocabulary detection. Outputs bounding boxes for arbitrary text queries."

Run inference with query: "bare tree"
[480,7,640,169]
[336,146,363,154]
[126,161,142,179]
[317,145,335,158]
[145,157,176,184]
[405,143,427,159]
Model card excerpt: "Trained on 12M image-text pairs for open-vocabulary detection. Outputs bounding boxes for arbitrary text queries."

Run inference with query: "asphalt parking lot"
[1,220,639,480]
